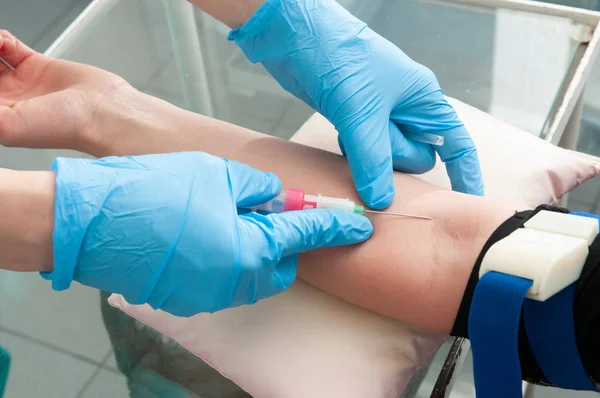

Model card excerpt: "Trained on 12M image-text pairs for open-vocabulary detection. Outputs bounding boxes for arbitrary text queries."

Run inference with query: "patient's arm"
[188,0,264,28]
[0,169,54,273]
[0,34,520,334]
[84,91,522,334]
[1,92,518,334]
[242,139,518,334]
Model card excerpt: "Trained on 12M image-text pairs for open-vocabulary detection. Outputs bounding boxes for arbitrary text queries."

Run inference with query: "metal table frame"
[425,3,600,396]
[45,1,600,397]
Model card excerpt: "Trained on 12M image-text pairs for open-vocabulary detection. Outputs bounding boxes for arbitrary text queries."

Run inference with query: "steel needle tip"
[363,209,433,220]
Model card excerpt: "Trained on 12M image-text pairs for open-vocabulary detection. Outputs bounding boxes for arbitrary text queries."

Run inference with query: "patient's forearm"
[0,169,54,272]
[89,91,522,333]
[187,0,264,28]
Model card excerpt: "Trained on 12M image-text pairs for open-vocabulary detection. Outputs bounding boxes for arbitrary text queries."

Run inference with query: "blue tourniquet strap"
[469,271,532,398]
[524,284,595,391]
[469,211,598,397]
[571,211,600,225]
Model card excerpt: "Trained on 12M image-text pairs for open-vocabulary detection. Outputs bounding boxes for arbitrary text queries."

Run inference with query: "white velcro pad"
[480,225,590,302]
[524,210,599,245]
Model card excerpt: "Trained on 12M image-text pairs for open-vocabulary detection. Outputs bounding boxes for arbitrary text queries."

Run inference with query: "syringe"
[246,188,432,220]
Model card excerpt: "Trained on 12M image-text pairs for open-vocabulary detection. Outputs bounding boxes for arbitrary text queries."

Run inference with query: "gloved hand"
[44,152,372,316]
[229,0,484,209]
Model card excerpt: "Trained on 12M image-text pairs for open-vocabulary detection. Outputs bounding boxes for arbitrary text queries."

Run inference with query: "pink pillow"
[109,283,445,397]
[109,97,599,398]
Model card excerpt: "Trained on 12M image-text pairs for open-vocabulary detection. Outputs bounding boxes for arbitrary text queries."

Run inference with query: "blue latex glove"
[229,0,484,209]
[43,152,372,316]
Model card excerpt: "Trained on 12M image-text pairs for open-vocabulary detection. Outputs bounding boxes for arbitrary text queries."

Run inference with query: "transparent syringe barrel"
[306,194,358,213]
[247,189,361,214]
[248,191,287,213]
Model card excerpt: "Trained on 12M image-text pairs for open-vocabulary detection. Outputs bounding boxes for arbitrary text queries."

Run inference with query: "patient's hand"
[0,31,133,152]
[0,31,233,159]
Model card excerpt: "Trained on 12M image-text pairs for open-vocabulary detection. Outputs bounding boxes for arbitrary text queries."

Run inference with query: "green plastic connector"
[353,205,366,215]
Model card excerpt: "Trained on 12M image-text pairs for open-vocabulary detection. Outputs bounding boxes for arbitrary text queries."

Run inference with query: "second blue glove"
[230,0,484,208]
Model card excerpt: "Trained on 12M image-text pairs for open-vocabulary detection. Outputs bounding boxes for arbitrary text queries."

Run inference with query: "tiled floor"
[2,0,600,397]
[0,272,127,397]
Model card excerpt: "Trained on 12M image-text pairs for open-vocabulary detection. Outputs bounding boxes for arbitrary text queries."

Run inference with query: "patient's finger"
[0,31,35,69]
[0,56,13,75]
[0,42,14,76]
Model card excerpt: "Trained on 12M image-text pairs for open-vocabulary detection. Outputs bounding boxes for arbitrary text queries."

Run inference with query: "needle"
[363,209,433,220]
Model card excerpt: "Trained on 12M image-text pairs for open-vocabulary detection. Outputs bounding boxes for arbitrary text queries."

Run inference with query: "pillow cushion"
[109,97,599,398]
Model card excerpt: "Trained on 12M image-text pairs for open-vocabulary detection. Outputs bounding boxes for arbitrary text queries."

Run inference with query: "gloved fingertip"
[453,179,484,197]
[273,209,374,255]
[361,187,395,210]
[232,162,283,207]
[446,162,484,197]
[275,255,298,291]
[264,171,283,195]
[450,178,482,197]
[337,134,347,157]
[351,215,374,241]
[472,184,485,196]
[327,210,374,242]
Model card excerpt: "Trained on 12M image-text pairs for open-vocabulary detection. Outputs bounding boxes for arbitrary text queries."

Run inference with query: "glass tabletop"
[57,0,584,139]
[0,1,592,397]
